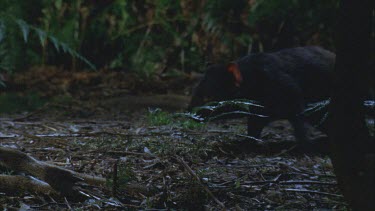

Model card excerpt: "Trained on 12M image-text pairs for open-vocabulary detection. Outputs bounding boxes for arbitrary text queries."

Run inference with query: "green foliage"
[147,108,172,126]
[179,119,203,130]
[0,0,340,80]
[147,108,204,129]
[0,0,95,81]
[0,16,95,72]
[247,0,338,49]
[0,15,25,73]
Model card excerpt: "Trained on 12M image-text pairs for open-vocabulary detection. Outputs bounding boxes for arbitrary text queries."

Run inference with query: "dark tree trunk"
[328,0,374,210]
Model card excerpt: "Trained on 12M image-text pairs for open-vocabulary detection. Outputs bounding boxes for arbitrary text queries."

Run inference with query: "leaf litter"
[0,67,347,210]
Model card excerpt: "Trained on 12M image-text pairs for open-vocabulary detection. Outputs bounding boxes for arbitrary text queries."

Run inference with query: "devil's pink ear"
[227,63,242,87]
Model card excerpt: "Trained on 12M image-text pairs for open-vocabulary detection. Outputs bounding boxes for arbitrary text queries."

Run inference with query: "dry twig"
[174,156,226,210]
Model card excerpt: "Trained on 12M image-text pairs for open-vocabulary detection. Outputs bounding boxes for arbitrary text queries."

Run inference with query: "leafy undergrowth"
[0,105,347,210]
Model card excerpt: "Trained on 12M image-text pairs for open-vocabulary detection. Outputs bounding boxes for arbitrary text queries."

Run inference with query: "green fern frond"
[15,19,29,42]
[0,16,96,70]
[48,36,60,52]
[41,31,96,69]
[33,28,47,47]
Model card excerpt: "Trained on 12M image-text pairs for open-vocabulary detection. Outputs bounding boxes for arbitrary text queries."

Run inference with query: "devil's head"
[188,63,242,110]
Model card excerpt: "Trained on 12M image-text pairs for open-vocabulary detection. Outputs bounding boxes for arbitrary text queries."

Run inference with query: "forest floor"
[0,67,347,210]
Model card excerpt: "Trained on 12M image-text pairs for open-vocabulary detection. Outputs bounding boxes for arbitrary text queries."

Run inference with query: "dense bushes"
[0,0,339,77]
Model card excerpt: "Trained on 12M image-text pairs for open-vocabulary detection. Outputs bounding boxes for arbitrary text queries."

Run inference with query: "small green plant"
[147,108,172,126]
[147,108,205,129]
[180,119,203,130]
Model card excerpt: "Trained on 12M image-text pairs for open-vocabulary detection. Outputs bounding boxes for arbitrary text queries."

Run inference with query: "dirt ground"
[0,68,347,210]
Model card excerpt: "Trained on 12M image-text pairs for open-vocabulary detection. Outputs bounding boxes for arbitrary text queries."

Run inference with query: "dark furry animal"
[189,46,335,143]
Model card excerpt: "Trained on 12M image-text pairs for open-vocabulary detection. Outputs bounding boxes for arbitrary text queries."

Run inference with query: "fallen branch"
[0,147,105,198]
[0,130,235,139]
[0,175,58,196]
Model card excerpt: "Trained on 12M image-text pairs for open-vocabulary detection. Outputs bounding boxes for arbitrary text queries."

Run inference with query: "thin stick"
[283,188,344,198]
[175,156,226,209]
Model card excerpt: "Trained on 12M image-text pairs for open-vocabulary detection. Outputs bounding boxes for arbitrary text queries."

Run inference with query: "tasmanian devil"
[189,46,335,143]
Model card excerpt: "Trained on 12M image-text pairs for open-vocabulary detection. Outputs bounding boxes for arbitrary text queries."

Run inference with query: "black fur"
[189,46,335,143]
